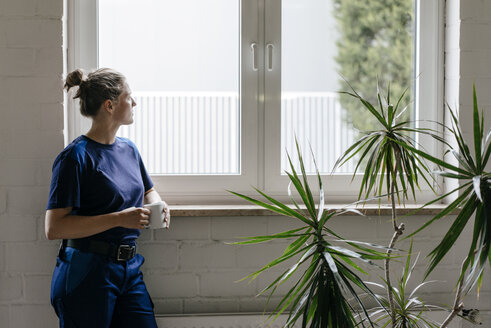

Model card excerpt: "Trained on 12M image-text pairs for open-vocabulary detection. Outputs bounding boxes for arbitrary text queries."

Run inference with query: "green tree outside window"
[334,0,415,134]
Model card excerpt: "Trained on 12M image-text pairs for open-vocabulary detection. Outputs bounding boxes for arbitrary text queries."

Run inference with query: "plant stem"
[386,151,404,328]
[440,257,467,328]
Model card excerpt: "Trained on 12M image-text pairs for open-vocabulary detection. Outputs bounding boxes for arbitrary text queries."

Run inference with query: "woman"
[46,68,170,327]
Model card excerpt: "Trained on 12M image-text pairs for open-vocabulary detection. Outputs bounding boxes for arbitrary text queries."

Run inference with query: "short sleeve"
[138,155,154,192]
[125,137,154,192]
[46,154,82,210]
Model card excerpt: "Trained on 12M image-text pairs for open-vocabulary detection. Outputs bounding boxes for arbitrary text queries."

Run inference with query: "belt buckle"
[117,245,136,261]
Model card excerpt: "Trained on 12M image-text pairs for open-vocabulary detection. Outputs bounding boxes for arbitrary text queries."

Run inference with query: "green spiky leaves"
[401,84,490,288]
[334,81,435,204]
[229,140,388,328]
[359,240,449,328]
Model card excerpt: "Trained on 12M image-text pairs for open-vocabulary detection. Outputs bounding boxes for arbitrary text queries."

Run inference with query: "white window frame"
[67,0,260,204]
[263,0,444,204]
[66,0,444,205]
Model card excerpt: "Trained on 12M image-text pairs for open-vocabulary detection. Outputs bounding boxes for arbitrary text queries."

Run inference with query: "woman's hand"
[117,207,151,229]
[144,187,171,229]
[162,201,171,229]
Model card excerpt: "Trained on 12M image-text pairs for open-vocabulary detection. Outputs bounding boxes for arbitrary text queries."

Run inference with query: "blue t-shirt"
[47,135,154,243]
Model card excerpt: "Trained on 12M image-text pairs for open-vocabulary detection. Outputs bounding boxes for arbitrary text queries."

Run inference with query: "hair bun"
[64,69,85,91]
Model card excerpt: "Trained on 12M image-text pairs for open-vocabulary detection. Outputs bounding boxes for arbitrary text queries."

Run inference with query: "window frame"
[67,0,444,205]
[263,0,444,204]
[67,0,261,204]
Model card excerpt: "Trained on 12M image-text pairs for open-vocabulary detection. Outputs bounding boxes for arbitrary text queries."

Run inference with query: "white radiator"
[155,311,468,328]
[156,313,299,328]
[118,91,355,175]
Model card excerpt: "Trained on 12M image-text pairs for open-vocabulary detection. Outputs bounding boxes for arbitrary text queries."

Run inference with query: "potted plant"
[230,142,388,328]
[230,84,489,328]
[395,85,490,327]
[333,82,439,327]
[358,240,448,328]
[337,83,490,327]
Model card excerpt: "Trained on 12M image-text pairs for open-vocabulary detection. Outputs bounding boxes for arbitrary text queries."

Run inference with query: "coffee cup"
[143,202,167,229]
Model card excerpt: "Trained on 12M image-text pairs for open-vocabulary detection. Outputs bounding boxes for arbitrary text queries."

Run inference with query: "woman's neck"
[85,121,119,145]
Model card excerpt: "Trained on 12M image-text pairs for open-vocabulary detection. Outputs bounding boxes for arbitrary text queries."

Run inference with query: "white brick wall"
[154,216,211,241]
[140,214,490,315]
[0,306,8,327]
[199,271,257,297]
[139,243,178,270]
[0,0,37,16]
[10,305,58,328]
[211,216,269,241]
[0,0,63,326]
[4,20,61,48]
[0,244,5,272]
[451,0,491,135]
[0,0,490,327]
[23,275,51,303]
[0,188,7,214]
[0,274,22,301]
[0,48,35,76]
[0,215,37,242]
[145,273,198,299]
[5,243,58,273]
[180,241,237,269]
[183,298,239,313]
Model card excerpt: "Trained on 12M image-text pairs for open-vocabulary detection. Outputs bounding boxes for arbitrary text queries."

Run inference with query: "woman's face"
[113,83,136,125]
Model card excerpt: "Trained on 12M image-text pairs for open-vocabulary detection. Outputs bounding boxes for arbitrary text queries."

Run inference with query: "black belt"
[65,239,136,261]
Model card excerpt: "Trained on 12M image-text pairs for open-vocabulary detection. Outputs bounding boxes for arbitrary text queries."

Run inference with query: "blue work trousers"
[50,246,157,328]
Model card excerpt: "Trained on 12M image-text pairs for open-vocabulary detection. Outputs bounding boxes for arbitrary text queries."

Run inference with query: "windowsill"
[168,204,458,217]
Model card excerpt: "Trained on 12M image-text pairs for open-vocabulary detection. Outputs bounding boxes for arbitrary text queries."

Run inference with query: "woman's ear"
[103,99,114,114]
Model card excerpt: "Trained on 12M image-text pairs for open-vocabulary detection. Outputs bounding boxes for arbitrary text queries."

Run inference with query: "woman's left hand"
[162,201,171,229]
[144,188,171,229]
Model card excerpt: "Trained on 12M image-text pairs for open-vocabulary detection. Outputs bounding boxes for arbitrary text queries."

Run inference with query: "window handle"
[266,43,274,71]
[250,42,258,71]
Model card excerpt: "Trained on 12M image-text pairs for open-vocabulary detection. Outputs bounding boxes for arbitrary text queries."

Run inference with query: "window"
[99,0,241,175]
[67,0,443,204]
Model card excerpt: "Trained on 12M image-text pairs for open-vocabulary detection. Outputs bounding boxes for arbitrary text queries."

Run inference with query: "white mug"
[143,202,167,229]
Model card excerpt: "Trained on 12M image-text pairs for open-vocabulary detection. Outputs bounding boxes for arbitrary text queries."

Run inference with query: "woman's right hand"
[117,207,151,229]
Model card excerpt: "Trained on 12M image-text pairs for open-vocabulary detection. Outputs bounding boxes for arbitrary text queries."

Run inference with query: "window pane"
[98,0,240,175]
[281,0,415,174]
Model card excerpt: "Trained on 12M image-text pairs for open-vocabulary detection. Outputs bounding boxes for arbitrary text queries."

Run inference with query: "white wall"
[140,214,490,316]
[447,0,491,142]
[0,0,490,327]
[0,0,64,327]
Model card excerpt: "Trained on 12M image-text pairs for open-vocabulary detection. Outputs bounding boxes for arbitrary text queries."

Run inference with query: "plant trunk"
[386,152,405,328]
[440,257,467,328]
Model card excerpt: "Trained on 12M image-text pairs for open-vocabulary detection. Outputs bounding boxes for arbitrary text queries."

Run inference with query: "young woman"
[46,68,170,327]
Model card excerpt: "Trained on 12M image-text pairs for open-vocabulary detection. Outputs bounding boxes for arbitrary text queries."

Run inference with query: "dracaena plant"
[229,141,388,328]
[357,240,448,328]
[334,82,437,327]
[395,85,490,327]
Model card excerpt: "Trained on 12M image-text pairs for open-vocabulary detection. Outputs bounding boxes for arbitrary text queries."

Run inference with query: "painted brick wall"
[0,0,490,327]
[449,0,491,147]
[140,214,490,315]
[0,0,64,327]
